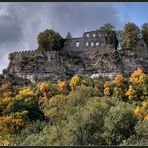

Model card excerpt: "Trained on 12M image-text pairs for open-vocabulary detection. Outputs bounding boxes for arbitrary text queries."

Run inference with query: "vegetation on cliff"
[37,29,63,51]
[0,68,147,146]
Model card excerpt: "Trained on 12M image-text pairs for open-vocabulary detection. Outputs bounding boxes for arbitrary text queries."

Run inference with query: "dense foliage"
[0,68,147,146]
[141,23,148,46]
[37,29,63,51]
[122,22,141,48]
[99,23,118,49]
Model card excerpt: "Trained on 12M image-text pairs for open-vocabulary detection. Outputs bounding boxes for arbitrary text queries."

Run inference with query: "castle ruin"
[5,29,148,84]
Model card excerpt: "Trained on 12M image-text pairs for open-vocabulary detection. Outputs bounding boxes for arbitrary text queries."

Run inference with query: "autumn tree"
[57,80,67,92]
[103,81,111,96]
[141,23,148,46]
[99,23,118,49]
[122,22,140,48]
[126,68,148,100]
[37,29,63,51]
[70,75,81,90]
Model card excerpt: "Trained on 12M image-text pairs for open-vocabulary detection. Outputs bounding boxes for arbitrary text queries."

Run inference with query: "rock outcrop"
[3,29,148,84]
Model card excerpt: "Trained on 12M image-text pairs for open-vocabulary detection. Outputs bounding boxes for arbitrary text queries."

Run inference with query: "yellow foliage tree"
[130,68,146,84]
[57,81,67,91]
[39,82,50,99]
[126,85,136,100]
[133,100,148,120]
[126,68,148,101]
[113,74,124,85]
[0,111,30,134]
[103,81,110,96]
[18,87,34,98]
[112,74,126,98]
[39,82,49,92]
[70,75,81,90]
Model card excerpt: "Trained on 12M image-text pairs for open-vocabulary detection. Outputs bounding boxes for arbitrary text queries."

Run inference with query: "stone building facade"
[63,30,114,53]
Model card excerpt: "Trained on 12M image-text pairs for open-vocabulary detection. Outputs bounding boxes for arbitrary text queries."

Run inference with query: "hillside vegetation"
[0,68,147,146]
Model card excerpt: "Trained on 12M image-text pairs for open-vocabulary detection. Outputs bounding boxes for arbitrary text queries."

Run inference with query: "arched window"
[76,41,79,47]
[91,42,94,47]
[96,42,99,46]
[93,33,96,37]
[86,33,90,37]
[85,42,89,46]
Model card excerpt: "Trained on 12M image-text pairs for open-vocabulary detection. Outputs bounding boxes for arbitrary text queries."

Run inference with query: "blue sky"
[113,2,148,27]
[0,2,148,73]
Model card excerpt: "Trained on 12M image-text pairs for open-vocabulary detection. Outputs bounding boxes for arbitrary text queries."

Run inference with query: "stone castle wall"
[62,30,113,53]
[9,50,42,61]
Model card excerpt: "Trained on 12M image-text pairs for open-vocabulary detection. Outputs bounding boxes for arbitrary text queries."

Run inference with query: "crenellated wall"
[9,49,42,61]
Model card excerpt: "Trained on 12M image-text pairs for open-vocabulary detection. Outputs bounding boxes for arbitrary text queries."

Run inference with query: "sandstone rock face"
[6,47,148,84]
[7,50,67,83]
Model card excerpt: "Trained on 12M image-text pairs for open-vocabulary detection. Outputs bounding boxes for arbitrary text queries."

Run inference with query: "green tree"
[37,29,63,51]
[102,98,138,145]
[122,22,140,48]
[66,32,72,39]
[100,23,115,31]
[99,23,118,49]
[141,23,148,46]
[122,120,148,146]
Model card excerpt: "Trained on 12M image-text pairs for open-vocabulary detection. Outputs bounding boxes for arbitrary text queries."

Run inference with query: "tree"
[100,23,115,31]
[141,23,148,46]
[70,75,81,90]
[37,29,63,51]
[99,23,118,49]
[66,32,72,39]
[122,22,140,48]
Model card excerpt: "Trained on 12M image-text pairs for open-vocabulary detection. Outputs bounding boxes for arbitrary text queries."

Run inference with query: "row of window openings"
[76,41,99,47]
[86,33,108,38]
[86,33,96,38]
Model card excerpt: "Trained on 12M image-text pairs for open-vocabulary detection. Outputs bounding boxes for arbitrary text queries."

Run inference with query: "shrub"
[70,75,81,90]
[103,81,111,96]
[12,120,49,145]
[122,120,148,146]
[57,80,67,92]
[102,97,138,145]
[126,68,148,101]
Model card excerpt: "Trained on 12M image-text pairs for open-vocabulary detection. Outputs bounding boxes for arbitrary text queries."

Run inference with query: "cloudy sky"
[0,2,148,73]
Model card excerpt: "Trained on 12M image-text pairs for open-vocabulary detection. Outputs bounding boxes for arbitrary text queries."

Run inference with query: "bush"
[102,97,138,145]
[12,120,49,145]
[122,120,148,146]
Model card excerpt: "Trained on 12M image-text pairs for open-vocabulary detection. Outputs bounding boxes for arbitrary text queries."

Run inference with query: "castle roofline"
[9,49,37,55]
[83,30,98,34]
[69,37,81,40]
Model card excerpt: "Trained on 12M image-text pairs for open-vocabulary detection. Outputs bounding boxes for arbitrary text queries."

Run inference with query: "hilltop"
[1,23,148,85]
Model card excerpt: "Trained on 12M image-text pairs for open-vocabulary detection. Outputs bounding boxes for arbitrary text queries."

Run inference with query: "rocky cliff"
[3,28,148,84]
[4,47,148,84]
